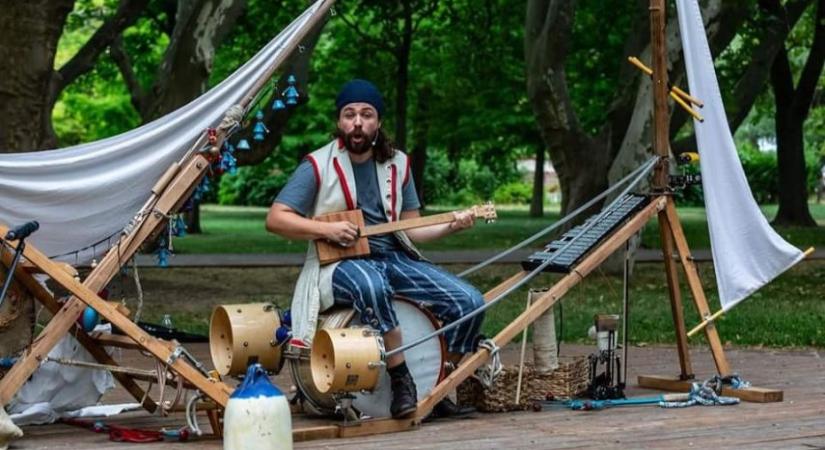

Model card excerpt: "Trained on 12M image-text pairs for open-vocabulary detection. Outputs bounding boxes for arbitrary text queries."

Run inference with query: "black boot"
[389,363,417,418]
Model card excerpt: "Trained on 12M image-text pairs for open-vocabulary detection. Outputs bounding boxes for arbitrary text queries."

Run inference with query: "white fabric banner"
[0,0,325,264]
[675,0,803,310]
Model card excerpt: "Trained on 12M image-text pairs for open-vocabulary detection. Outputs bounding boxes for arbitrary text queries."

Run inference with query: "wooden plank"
[0,155,209,406]
[0,231,232,407]
[657,210,694,379]
[337,417,419,438]
[90,332,144,350]
[0,255,157,412]
[416,196,667,416]
[637,375,783,403]
[483,271,528,302]
[292,425,340,442]
[649,0,670,188]
[664,198,732,375]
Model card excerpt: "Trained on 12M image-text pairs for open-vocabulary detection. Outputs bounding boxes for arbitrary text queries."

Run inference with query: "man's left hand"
[449,211,475,231]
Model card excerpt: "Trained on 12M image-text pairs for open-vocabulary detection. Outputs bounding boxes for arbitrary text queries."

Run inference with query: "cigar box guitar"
[314,203,497,265]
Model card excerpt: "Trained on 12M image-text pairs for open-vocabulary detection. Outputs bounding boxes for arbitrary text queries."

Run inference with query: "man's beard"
[342,129,376,154]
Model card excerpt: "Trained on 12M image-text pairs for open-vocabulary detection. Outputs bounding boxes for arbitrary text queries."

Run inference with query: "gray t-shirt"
[274,156,421,252]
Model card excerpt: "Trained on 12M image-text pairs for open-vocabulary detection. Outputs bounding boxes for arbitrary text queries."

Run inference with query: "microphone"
[5,221,39,241]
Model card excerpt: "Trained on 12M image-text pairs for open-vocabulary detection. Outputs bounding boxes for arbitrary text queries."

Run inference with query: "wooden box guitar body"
[314,203,497,265]
[314,210,371,265]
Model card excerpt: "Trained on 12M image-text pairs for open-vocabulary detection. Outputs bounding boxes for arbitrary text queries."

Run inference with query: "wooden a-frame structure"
[0,0,782,444]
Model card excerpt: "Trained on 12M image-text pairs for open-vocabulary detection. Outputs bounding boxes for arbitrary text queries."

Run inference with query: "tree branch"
[55,0,149,94]
[792,0,825,117]
[671,0,812,153]
[337,8,396,53]
[109,36,145,114]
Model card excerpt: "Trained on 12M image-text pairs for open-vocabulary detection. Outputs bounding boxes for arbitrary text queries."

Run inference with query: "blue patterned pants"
[332,250,484,354]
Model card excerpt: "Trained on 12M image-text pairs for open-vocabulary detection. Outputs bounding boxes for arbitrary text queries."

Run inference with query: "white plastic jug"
[223,363,292,450]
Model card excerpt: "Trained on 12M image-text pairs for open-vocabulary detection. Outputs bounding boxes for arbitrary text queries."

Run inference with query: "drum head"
[350,300,444,418]
[292,298,445,418]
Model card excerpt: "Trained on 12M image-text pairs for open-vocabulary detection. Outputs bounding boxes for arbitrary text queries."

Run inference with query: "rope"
[385,157,659,358]
[474,339,503,388]
[458,156,659,277]
[660,375,741,408]
[132,258,144,323]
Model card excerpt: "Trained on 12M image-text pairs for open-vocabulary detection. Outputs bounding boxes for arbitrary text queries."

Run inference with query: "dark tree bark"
[0,0,150,152]
[529,145,546,217]
[410,84,432,207]
[525,0,610,217]
[672,0,812,154]
[768,0,824,226]
[338,0,438,152]
[527,0,758,220]
[0,0,76,151]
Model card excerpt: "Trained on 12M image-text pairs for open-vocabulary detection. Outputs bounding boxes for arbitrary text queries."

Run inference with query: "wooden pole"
[649,0,670,189]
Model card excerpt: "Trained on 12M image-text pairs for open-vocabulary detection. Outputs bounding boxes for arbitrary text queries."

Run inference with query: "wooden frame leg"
[0,251,155,411]
[657,207,694,379]
[0,232,232,408]
[663,197,731,376]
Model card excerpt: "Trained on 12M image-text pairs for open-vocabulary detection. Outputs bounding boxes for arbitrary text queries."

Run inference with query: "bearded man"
[266,79,484,418]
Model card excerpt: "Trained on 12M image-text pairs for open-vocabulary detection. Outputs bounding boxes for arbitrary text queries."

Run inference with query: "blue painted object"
[281,309,291,327]
[224,363,292,449]
[283,75,299,105]
[275,326,291,345]
[236,139,251,151]
[231,363,283,399]
[252,122,269,142]
[271,98,286,111]
[0,357,17,369]
[81,306,100,332]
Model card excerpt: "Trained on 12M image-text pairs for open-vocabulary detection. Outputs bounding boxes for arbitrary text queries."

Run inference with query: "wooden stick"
[514,295,531,404]
[670,91,704,122]
[687,246,816,338]
[627,56,704,106]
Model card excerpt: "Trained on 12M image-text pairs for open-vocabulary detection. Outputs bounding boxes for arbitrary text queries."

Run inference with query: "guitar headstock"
[470,202,497,224]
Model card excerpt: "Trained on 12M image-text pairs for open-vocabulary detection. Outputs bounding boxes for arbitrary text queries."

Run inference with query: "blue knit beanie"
[335,79,385,117]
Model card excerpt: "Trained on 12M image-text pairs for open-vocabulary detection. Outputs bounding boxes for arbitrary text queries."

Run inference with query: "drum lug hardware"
[167,346,183,365]
[367,361,385,370]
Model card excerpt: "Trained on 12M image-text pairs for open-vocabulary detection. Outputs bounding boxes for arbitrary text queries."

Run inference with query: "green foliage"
[493,181,533,205]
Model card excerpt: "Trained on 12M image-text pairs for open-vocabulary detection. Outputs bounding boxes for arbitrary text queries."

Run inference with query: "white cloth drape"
[675,0,803,310]
[0,0,327,264]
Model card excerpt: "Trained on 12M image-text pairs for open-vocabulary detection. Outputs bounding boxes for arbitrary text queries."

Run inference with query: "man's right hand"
[322,221,359,247]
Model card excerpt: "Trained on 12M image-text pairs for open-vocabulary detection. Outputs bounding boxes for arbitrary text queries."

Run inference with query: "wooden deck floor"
[13,342,825,449]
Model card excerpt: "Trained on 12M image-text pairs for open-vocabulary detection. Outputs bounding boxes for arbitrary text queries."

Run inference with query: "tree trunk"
[529,145,546,217]
[770,0,824,226]
[525,0,610,219]
[0,0,74,151]
[410,85,432,208]
[393,0,413,151]
[140,0,246,122]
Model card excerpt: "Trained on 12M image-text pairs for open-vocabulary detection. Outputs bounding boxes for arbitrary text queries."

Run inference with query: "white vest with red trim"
[289,139,422,346]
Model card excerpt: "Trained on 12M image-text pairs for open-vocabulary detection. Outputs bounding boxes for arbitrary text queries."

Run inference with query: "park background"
[2,0,824,348]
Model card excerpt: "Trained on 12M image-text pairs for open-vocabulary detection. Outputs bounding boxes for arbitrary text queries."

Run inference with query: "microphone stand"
[0,222,39,308]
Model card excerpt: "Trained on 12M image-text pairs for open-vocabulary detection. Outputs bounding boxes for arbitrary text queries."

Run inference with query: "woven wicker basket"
[457,357,590,412]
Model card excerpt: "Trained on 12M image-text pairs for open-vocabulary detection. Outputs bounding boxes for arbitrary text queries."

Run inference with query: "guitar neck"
[362,211,460,237]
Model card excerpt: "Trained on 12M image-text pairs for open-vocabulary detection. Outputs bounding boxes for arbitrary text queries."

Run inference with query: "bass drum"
[291,298,446,418]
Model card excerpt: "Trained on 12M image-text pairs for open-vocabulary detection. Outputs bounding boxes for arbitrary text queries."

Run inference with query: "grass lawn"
[123,260,825,349]
[173,202,825,254]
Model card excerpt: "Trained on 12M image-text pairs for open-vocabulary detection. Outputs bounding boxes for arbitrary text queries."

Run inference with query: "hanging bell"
[284,74,299,105]
[236,139,251,151]
[253,122,269,142]
[271,98,286,111]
